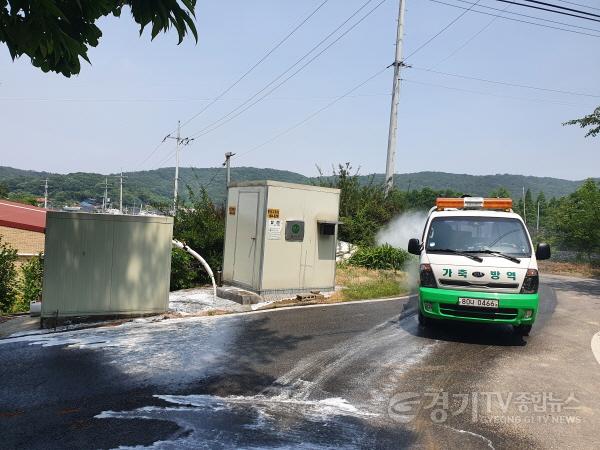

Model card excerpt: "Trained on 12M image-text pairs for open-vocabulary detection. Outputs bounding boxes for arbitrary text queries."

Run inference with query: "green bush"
[347,244,411,271]
[171,187,225,290]
[21,253,44,304]
[170,248,197,291]
[0,237,18,313]
[342,277,405,301]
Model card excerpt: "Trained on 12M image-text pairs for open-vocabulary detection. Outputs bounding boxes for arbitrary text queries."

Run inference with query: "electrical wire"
[236,66,389,160]
[402,78,584,106]
[404,0,483,61]
[428,0,600,37]
[186,0,387,138]
[450,0,600,32]
[429,4,511,69]
[179,0,331,130]
[135,0,330,171]
[188,0,388,140]
[411,66,600,98]
[556,0,600,12]
[494,0,600,23]
[518,0,600,18]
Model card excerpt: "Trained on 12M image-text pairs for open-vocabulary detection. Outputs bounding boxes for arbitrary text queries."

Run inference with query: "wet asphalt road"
[1,275,599,449]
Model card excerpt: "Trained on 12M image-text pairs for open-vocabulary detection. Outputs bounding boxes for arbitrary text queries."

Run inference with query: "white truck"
[407,197,551,336]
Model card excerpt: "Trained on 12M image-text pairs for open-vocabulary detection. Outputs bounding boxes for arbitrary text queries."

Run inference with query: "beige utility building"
[41,212,173,325]
[223,180,340,295]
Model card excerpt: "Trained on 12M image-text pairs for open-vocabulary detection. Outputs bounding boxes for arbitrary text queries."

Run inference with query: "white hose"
[172,239,217,299]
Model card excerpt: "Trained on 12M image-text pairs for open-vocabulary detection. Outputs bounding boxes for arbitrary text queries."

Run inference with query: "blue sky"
[1,0,598,180]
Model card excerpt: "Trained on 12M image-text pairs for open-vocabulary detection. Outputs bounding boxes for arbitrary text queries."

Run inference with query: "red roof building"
[0,200,47,262]
[0,200,47,233]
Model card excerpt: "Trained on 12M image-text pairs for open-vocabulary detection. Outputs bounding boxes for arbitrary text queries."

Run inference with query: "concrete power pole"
[116,171,127,214]
[522,186,526,224]
[384,0,407,196]
[102,177,108,213]
[164,121,194,215]
[536,200,540,232]
[223,152,235,188]
[43,178,48,209]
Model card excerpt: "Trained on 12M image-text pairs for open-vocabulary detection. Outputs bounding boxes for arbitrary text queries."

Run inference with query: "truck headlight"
[520,269,539,294]
[420,264,437,288]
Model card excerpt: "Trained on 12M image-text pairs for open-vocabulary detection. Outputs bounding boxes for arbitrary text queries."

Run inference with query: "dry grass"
[538,260,600,279]
[330,265,410,302]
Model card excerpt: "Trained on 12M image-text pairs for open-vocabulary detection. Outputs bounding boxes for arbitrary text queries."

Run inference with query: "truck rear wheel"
[513,324,532,336]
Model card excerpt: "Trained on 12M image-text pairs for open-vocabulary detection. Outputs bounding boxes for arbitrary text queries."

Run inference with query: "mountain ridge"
[0,165,595,207]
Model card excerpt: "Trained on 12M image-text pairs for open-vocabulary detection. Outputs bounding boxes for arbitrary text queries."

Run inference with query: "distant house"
[0,200,46,265]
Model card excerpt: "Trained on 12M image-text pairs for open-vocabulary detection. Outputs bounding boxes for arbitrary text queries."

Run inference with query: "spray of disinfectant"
[376,211,428,291]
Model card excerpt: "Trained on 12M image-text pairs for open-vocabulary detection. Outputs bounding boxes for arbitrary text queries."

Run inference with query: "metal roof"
[0,200,47,233]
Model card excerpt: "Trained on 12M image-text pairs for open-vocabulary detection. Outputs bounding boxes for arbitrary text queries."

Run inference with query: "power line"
[187,0,388,140]
[495,0,600,23]
[178,0,331,130]
[449,0,600,32]
[428,0,600,37]
[404,0,483,61]
[402,78,583,106]
[135,1,330,171]
[556,0,600,12]
[411,66,600,98]
[518,0,600,18]
[237,66,389,160]
[429,4,511,69]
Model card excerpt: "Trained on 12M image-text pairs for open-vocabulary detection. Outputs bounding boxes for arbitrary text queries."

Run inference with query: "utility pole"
[102,177,108,213]
[522,186,526,224]
[384,0,407,196]
[536,200,540,232]
[223,152,235,188]
[43,178,49,209]
[114,170,127,214]
[164,121,194,215]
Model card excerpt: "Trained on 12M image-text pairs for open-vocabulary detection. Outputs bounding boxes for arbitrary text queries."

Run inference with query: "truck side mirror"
[408,238,421,255]
[536,243,551,260]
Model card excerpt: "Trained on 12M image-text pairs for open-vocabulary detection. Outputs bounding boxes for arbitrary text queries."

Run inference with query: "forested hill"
[0,165,594,208]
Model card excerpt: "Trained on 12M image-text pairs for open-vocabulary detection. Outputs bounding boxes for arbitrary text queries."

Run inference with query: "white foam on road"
[592,332,600,366]
[95,316,439,448]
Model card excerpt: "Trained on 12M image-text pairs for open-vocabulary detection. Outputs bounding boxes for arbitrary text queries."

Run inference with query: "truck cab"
[408,197,551,336]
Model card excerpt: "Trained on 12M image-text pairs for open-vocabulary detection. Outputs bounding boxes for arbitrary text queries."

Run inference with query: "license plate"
[458,298,498,308]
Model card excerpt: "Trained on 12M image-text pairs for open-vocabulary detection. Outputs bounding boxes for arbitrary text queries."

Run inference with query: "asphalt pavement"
[0,274,599,449]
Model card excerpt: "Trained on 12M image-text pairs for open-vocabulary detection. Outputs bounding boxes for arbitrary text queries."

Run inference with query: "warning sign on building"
[228,206,236,215]
[267,219,282,240]
[267,208,280,219]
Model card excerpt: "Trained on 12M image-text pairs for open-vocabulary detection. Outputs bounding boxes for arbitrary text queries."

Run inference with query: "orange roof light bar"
[436,197,513,211]
[483,198,513,210]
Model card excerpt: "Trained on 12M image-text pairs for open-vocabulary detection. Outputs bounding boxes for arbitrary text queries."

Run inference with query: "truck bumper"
[419,287,538,325]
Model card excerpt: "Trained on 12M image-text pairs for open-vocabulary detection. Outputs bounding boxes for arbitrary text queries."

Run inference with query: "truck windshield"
[425,217,532,257]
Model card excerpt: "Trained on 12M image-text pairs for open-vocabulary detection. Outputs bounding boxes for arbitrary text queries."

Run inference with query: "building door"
[233,192,259,287]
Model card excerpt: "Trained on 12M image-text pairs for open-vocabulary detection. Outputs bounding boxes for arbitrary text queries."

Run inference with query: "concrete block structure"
[41,212,173,325]
[223,180,340,295]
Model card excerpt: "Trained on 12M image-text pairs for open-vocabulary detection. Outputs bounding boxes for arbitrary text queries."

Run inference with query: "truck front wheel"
[513,324,532,336]
[418,309,432,327]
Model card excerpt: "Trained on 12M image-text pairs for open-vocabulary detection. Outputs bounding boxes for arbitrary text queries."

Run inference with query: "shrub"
[21,253,44,304]
[347,244,411,271]
[170,248,197,291]
[0,237,18,313]
[171,187,225,290]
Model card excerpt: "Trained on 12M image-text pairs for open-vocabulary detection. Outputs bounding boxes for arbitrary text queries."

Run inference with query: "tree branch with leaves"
[0,0,198,77]
[563,106,600,138]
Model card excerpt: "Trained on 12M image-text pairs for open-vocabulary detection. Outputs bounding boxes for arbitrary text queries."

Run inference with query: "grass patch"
[332,264,410,301]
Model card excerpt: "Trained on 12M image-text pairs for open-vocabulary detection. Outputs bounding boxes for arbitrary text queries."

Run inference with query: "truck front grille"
[439,304,518,320]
